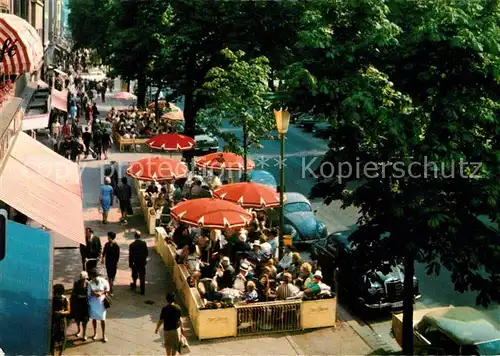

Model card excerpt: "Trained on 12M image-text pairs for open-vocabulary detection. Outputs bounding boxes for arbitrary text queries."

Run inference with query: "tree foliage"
[198,49,274,158]
[283,0,500,352]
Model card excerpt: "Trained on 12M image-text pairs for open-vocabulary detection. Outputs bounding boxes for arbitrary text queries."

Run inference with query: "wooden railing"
[154,230,338,340]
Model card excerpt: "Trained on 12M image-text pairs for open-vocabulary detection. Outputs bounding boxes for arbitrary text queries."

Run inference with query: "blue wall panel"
[0,221,52,355]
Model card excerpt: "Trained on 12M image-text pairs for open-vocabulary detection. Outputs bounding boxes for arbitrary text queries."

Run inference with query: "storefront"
[0,13,84,355]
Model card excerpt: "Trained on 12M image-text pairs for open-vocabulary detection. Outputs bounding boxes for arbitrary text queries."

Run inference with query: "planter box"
[197,308,238,339]
[300,298,337,329]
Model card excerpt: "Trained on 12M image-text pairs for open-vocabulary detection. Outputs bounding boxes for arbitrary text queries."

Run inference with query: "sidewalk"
[52,99,375,355]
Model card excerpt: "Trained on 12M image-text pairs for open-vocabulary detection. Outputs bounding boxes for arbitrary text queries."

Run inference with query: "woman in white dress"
[88,271,110,342]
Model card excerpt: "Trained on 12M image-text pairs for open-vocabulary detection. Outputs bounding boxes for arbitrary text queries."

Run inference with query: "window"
[417,323,459,355]
[20,0,28,20]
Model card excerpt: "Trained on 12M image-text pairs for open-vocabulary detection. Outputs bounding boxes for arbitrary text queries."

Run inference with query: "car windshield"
[284,202,312,214]
[473,339,500,355]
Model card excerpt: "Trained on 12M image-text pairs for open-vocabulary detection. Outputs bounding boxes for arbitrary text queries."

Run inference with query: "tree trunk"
[136,73,147,109]
[242,117,248,182]
[154,80,162,120]
[402,250,415,355]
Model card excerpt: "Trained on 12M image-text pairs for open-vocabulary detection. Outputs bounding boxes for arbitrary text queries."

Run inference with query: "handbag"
[103,294,112,309]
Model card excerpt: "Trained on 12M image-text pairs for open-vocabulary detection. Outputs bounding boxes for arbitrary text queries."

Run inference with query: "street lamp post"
[274,109,290,260]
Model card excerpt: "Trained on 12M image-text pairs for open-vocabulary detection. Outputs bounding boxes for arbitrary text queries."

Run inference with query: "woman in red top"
[61,119,71,137]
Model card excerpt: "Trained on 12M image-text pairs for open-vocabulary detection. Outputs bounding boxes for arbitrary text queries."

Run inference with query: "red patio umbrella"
[146,133,195,151]
[161,110,184,121]
[171,198,252,229]
[112,91,137,100]
[148,101,181,110]
[196,152,255,171]
[126,156,188,181]
[214,182,282,209]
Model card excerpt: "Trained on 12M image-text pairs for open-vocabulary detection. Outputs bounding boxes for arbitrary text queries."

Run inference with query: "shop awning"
[37,79,50,89]
[0,14,43,74]
[0,131,85,245]
[22,112,50,130]
[50,88,67,112]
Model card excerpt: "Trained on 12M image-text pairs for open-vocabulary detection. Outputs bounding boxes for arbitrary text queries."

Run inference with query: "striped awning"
[0,14,43,74]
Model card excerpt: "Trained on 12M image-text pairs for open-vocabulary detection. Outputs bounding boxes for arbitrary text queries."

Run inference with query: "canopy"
[22,113,50,131]
[161,111,184,121]
[196,152,255,171]
[171,198,252,229]
[214,182,282,209]
[0,14,43,74]
[37,80,50,89]
[0,131,85,245]
[50,88,68,112]
[112,91,136,100]
[146,133,195,151]
[126,156,188,181]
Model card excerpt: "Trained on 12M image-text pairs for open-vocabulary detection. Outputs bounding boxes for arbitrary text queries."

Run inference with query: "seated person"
[259,266,277,301]
[278,245,294,271]
[295,262,313,289]
[198,278,223,302]
[216,256,236,290]
[185,244,202,287]
[243,281,259,303]
[277,272,300,300]
[146,182,159,195]
[233,262,252,293]
[303,270,323,297]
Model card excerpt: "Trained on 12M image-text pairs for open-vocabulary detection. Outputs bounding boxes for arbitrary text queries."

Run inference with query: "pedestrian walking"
[129,231,148,295]
[102,232,120,294]
[99,177,114,224]
[82,126,92,159]
[87,269,110,342]
[116,176,133,224]
[155,292,182,356]
[81,227,101,270]
[70,271,89,341]
[101,128,112,160]
[51,284,71,355]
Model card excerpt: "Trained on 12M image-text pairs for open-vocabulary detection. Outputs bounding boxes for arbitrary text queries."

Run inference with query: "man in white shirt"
[279,245,294,270]
[233,262,250,293]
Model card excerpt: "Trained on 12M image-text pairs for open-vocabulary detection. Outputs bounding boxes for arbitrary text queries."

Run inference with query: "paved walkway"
[51,97,375,355]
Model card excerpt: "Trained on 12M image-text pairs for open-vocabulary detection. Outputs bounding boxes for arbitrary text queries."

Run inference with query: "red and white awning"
[0,14,43,74]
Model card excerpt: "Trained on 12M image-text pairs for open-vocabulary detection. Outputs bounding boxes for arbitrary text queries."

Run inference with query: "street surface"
[219,117,500,349]
[67,93,499,353]
[52,95,374,355]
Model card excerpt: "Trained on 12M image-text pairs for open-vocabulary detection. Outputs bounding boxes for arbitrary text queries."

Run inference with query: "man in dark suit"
[129,231,148,295]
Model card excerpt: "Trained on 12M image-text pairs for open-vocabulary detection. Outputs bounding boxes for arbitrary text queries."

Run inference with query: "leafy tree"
[283,0,500,353]
[150,0,304,139]
[105,0,172,108]
[67,0,112,57]
[198,49,274,179]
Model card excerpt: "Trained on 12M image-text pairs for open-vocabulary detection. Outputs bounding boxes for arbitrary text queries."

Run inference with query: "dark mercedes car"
[311,230,420,311]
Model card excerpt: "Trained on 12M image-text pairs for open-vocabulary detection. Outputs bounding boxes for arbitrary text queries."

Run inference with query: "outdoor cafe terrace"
[124,152,337,339]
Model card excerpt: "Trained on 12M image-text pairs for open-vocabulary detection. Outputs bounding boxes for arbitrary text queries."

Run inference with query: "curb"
[337,304,401,355]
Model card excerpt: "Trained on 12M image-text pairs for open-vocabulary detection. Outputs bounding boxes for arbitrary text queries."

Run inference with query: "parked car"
[311,230,420,311]
[249,170,277,190]
[392,306,500,355]
[295,115,317,131]
[268,192,328,244]
[180,124,219,158]
[312,122,332,138]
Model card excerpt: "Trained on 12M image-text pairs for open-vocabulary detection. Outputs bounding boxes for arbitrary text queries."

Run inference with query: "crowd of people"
[45,66,116,162]
[51,228,150,355]
[166,215,332,306]
[108,108,180,139]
